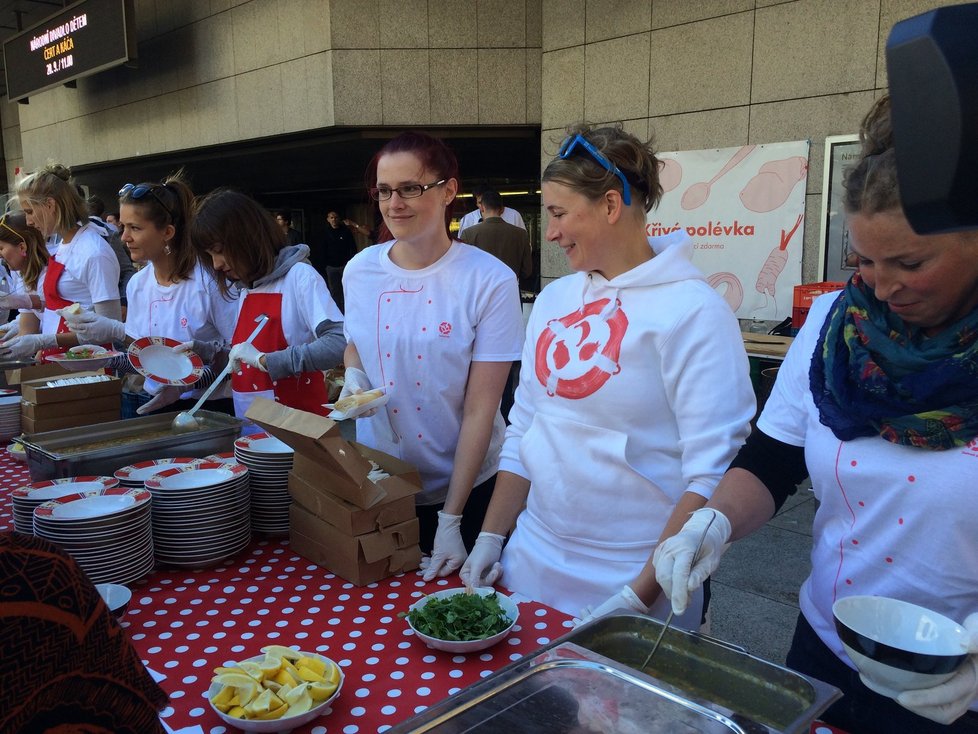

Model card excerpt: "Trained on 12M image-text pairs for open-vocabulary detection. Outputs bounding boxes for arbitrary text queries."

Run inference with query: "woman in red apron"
[0,213,47,340]
[0,164,121,361]
[190,189,345,434]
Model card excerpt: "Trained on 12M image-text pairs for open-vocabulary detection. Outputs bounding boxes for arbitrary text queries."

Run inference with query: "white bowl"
[833,595,970,698]
[206,650,343,733]
[95,582,132,618]
[405,587,518,653]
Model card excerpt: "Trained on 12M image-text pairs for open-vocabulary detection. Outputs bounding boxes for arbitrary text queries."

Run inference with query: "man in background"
[321,210,358,312]
[275,210,303,246]
[458,190,532,283]
[457,184,526,233]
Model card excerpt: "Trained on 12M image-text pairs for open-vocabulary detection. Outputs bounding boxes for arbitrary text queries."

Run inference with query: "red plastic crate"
[792,282,846,329]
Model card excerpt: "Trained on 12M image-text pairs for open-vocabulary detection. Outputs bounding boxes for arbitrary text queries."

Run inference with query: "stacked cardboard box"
[247,398,422,585]
[19,371,121,434]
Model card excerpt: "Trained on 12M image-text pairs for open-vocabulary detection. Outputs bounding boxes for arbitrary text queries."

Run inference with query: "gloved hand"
[578,585,648,625]
[136,385,185,415]
[229,342,266,373]
[0,320,19,340]
[459,532,506,588]
[421,511,467,581]
[653,508,731,615]
[0,293,34,310]
[337,366,378,418]
[61,308,125,344]
[0,332,56,360]
[896,613,978,724]
[177,339,222,365]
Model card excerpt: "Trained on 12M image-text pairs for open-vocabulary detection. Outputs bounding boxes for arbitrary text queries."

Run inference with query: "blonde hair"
[843,96,901,215]
[16,163,88,236]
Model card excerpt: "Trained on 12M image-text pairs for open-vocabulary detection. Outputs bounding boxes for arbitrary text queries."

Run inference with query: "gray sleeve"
[263,318,346,380]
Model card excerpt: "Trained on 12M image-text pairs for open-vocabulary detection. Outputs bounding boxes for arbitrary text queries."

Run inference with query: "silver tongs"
[642,509,718,670]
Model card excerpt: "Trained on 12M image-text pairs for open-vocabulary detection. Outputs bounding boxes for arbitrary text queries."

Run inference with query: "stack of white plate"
[114,457,203,488]
[233,432,293,535]
[32,487,154,584]
[203,452,237,465]
[10,476,119,534]
[0,390,21,441]
[144,461,251,568]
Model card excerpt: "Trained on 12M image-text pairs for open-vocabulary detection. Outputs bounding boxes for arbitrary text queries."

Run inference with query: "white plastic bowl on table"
[95,582,132,618]
[206,650,344,733]
[833,595,970,698]
[406,587,519,653]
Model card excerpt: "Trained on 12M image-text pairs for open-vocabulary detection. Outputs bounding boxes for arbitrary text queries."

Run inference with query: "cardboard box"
[22,409,121,434]
[21,395,120,420]
[4,362,74,385]
[288,469,418,536]
[20,372,121,405]
[290,503,422,585]
[247,398,421,510]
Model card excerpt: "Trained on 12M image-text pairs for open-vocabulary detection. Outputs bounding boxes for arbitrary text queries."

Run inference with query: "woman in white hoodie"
[461,124,756,626]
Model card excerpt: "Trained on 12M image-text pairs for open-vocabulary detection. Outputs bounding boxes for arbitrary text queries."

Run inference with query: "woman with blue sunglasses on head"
[57,172,238,415]
[0,163,121,362]
[460,123,755,627]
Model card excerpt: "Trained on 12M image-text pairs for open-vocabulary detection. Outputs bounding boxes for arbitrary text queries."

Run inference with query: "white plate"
[127,337,204,386]
[45,348,123,372]
[326,387,390,421]
[234,433,294,455]
[405,587,519,653]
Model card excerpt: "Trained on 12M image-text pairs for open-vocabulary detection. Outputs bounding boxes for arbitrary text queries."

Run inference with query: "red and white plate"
[145,462,248,491]
[12,475,119,500]
[203,452,237,465]
[114,457,202,484]
[233,432,293,456]
[34,487,151,520]
[128,336,204,386]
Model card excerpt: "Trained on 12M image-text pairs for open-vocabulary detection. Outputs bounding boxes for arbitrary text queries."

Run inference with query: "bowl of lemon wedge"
[207,644,344,732]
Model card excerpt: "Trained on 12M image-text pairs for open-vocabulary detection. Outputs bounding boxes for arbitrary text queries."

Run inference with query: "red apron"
[38,257,72,360]
[230,292,330,428]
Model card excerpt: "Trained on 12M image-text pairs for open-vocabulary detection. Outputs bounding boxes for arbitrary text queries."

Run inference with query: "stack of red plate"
[233,432,293,535]
[32,486,154,584]
[144,461,251,567]
[114,457,203,488]
[10,476,119,534]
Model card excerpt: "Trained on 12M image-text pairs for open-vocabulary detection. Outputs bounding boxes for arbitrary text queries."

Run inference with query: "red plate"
[114,457,201,481]
[127,336,204,386]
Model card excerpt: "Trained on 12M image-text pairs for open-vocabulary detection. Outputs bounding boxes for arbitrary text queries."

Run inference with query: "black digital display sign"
[3,0,136,103]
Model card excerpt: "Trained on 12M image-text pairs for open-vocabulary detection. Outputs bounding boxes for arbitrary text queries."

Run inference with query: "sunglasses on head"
[119,183,173,217]
[557,134,632,206]
[0,215,25,245]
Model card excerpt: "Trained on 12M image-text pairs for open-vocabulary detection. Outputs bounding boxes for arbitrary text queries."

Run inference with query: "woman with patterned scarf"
[652,95,978,734]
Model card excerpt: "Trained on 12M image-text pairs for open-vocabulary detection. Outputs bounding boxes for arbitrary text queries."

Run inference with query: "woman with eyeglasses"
[459,124,755,626]
[340,131,523,576]
[0,164,121,361]
[191,189,345,433]
[58,173,239,415]
[0,213,49,341]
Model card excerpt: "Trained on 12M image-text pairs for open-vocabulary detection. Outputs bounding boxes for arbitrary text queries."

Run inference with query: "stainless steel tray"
[20,410,244,481]
[389,611,840,734]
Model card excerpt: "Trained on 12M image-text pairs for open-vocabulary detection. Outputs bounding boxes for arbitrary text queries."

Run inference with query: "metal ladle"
[172,314,269,433]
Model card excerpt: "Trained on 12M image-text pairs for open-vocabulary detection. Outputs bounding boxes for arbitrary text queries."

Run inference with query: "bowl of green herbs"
[402,587,519,653]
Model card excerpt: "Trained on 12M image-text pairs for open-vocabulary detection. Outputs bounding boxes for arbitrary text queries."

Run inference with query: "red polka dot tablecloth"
[0,450,848,734]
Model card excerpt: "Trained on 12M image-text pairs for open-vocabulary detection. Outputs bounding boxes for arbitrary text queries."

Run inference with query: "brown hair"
[0,211,48,291]
[543,123,663,213]
[190,189,285,295]
[16,163,88,236]
[119,169,197,281]
[843,95,901,215]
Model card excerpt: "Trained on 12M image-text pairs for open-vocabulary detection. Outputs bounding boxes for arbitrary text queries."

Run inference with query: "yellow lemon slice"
[296,655,327,676]
[308,680,338,702]
[237,660,263,681]
[324,660,341,687]
[254,702,289,720]
[243,687,276,716]
[260,644,303,661]
[258,655,282,677]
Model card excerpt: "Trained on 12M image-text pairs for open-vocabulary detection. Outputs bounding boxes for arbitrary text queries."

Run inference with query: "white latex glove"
[177,339,221,365]
[578,585,648,625]
[136,385,185,415]
[337,366,378,418]
[61,308,125,344]
[229,342,266,373]
[896,613,978,724]
[653,508,731,615]
[420,511,467,581]
[0,293,33,310]
[458,532,506,588]
[0,332,56,360]
[0,320,19,340]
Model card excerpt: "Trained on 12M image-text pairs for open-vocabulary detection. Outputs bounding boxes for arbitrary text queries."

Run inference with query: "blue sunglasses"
[119,182,173,217]
[558,134,632,206]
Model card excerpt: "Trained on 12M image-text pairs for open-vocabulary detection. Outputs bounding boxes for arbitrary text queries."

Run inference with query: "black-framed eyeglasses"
[557,134,632,206]
[0,215,25,245]
[119,183,173,217]
[369,179,447,202]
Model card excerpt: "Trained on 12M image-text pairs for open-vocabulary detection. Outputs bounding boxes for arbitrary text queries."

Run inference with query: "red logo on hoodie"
[535,298,627,399]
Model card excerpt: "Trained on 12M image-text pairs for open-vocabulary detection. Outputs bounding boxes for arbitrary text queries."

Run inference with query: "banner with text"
[651,140,810,321]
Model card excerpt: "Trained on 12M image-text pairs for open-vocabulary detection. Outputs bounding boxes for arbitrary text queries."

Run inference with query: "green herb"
[401,592,512,641]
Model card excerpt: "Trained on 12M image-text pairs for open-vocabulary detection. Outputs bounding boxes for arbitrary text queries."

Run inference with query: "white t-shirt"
[760,291,978,704]
[343,240,523,504]
[125,262,238,398]
[40,224,120,333]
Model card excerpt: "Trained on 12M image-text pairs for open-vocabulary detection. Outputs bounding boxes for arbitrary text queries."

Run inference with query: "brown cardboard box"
[247,398,420,509]
[21,395,120,420]
[290,503,422,586]
[4,362,74,385]
[22,409,121,434]
[288,469,418,536]
[20,372,121,405]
